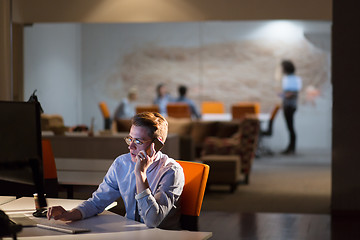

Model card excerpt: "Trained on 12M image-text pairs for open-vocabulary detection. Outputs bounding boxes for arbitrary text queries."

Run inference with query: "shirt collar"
[147,151,162,173]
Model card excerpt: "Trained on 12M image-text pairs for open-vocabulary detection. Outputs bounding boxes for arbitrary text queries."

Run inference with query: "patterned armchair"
[200,116,260,192]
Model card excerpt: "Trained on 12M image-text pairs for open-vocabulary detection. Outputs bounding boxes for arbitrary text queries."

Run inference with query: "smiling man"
[47,112,185,230]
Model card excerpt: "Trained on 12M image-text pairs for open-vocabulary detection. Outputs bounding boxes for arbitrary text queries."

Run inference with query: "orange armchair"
[231,102,260,120]
[136,105,160,114]
[176,160,209,231]
[201,101,225,114]
[167,103,191,119]
[42,139,58,198]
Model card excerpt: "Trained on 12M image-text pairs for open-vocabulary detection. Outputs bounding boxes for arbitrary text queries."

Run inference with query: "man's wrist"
[69,209,83,220]
[135,171,147,182]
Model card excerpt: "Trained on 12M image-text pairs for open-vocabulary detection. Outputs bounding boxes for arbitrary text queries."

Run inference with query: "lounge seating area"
[41,100,264,194]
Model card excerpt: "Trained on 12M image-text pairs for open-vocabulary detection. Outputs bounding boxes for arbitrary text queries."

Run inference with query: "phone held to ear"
[145,137,164,157]
[153,137,164,153]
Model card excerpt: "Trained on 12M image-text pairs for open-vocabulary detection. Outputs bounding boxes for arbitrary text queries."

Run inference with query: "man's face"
[127,125,153,163]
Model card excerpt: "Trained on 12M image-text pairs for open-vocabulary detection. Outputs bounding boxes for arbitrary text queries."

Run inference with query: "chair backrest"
[42,139,59,197]
[99,101,110,119]
[270,104,281,121]
[201,101,225,114]
[263,104,281,136]
[167,103,191,119]
[99,102,112,130]
[136,105,160,114]
[176,160,209,217]
[42,139,57,179]
[231,102,260,120]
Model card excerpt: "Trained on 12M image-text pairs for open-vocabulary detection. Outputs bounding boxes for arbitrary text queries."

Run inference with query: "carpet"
[201,150,331,214]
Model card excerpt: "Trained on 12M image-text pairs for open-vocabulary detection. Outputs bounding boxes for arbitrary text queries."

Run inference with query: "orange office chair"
[135,105,160,114]
[176,160,210,231]
[231,102,260,120]
[42,139,59,198]
[167,103,191,118]
[99,101,111,130]
[201,101,225,114]
[256,104,281,157]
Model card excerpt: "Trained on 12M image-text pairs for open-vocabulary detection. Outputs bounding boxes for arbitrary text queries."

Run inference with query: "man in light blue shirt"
[176,85,201,119]
[47,112,185,230]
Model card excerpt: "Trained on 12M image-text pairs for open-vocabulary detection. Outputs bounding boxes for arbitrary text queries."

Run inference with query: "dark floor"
[199,211,360,240]
[199,211,331,240]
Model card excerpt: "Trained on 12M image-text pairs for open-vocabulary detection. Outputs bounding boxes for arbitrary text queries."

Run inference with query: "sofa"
[200,117,260,192]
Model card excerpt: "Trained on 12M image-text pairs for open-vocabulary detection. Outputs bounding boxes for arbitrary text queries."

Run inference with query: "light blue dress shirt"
[154,94,174,116]
[176,96,201,119]
[282,74,302,91]
[282,74,302,108]
[75,152,184,229]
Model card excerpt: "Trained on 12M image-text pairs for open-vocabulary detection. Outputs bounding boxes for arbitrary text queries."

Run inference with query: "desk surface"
[1,197,212,240]
[201,113,270,121]
[0,196,16,205]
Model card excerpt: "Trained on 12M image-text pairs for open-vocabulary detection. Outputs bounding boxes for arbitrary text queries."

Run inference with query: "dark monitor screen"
[0,101,47,208]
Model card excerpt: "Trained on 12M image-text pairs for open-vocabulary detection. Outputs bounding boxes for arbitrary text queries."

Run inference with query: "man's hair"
[131,112,168,142]
[281,60,296,75]
[178,85,187,97]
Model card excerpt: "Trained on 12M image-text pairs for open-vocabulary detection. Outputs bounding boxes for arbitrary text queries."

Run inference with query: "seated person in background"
[153,83,174,116]
[176,85,201,119]
[113,87,138,120]
[47,112,185,230]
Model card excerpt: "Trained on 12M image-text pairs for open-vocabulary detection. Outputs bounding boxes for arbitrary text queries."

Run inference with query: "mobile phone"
[153,137,164,153]
[146,137,164,157]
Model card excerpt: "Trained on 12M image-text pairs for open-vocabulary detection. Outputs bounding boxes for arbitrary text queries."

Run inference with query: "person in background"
[47,112,185,230]
[176,85,201,119]
[280,60,302,155]
[153,83,174,116]
[113,87,138,120]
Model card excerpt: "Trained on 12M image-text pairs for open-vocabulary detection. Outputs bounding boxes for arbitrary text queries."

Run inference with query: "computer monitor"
[0,101,47,209]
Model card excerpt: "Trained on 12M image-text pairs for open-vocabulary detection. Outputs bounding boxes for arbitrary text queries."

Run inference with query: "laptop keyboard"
[9,214,90,234]
[9,214,37,227]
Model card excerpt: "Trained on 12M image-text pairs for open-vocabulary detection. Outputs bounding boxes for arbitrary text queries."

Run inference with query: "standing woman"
[281,60,302,155]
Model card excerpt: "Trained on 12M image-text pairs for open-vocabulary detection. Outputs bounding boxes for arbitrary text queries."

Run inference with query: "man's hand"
[47,206,82,221]
[135,143,155,174]
[134,143,156,193]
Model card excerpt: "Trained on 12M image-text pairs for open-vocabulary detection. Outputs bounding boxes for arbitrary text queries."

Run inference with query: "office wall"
[24,24,82,125]
[24,21,331,152]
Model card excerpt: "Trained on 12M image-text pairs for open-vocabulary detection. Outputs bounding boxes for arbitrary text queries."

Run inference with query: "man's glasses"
[124,136,152,146]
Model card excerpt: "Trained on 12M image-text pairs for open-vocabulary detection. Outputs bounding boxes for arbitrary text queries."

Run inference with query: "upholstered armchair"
[200,116,260,192]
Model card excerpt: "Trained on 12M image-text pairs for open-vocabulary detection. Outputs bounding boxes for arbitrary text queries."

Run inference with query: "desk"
[201,113,270,122]
[1,197,212,239]
[0,196,16,205]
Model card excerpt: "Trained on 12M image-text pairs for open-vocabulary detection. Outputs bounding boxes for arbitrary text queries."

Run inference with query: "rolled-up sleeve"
[136,165,184,228]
